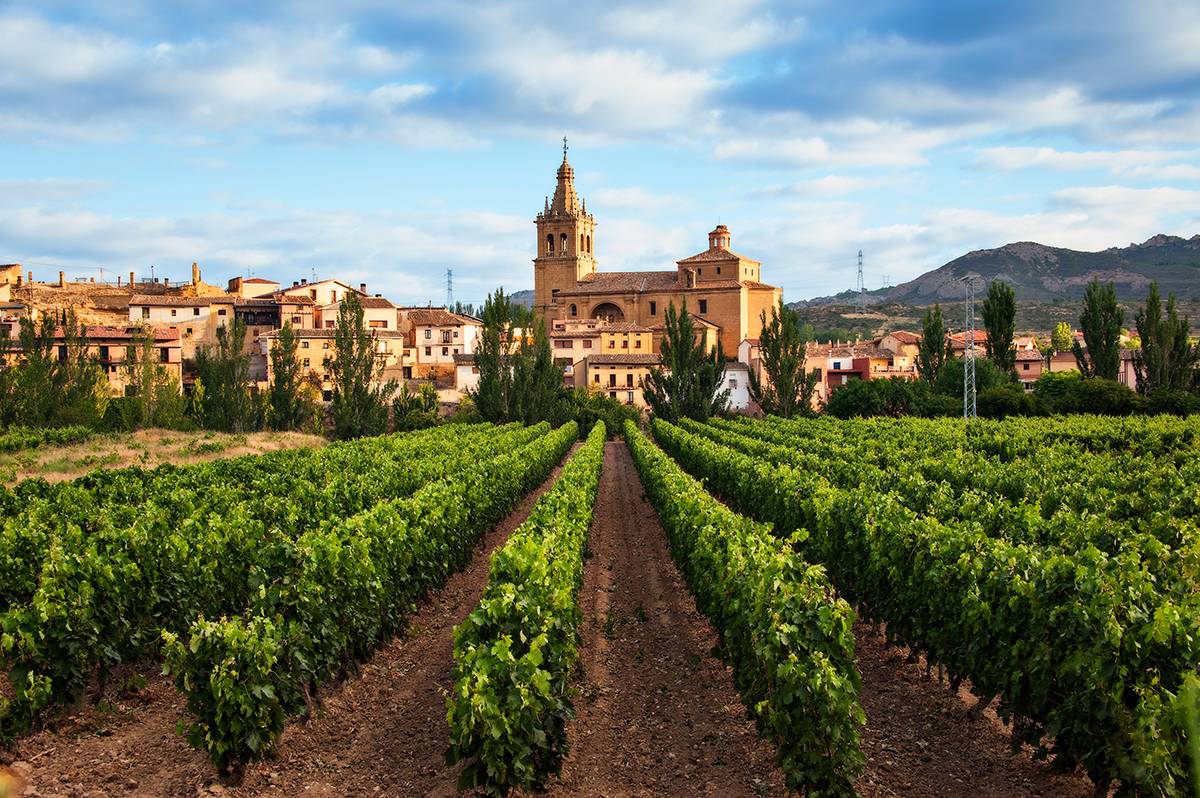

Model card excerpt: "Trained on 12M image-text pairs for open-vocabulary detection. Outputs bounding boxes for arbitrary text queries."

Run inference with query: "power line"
[446,268,454,309]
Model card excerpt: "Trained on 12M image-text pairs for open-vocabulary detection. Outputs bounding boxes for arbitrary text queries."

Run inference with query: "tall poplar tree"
[916,304,953,383]
[1073,280,1123,381]
[642,301,729,421]
[748,301,818,417]
[195,316,253,432]
[981,279,1016,376]
[1133,282,1199,394]
[268,322,315,430]
[471,289,564,425]
[328,293,396,439]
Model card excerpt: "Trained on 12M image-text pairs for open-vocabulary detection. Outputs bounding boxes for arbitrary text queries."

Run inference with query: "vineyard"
[0,415,1197,797]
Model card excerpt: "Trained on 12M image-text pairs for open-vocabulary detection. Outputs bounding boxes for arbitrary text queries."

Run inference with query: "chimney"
[292,280,299,287]
[360,282,367,294]
[27,271,32,284]
[301,278,307,285]
[58,270,65,288]
[191,262,200,286]
[164,278,170,287]
[129,271,135,286]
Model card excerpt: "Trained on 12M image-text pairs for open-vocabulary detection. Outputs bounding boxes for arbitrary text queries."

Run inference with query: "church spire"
[550,144,580,215]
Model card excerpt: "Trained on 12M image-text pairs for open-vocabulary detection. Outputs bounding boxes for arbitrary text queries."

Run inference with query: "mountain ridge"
[796,233,1200,307]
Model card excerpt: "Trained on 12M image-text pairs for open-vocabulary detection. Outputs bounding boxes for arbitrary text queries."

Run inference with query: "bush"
[825,378,924,419]
[1032,370,1082,408]
[1144,388,1200,416]
[1062,378,1139,416]
[934,357,1010,398]
[918,393,963,418]
[978,384,1037,419]
[563,388,639,438]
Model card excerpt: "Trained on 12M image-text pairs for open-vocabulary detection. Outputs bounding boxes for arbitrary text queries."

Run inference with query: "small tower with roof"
[534,138,597,319]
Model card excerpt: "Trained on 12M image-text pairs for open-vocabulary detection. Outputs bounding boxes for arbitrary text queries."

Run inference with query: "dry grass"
[0,428,327,485]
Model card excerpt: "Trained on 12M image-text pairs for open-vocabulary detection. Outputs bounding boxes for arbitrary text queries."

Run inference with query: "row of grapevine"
[0,423,539,740]
[163,421,579,775]
[0,423,514,607]
[655,418,1200,796]
[628,421,865,796]
[0,425,94,455]
[446,421,607,795]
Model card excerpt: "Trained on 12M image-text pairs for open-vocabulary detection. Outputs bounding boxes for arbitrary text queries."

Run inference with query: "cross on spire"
[562,135,568,158]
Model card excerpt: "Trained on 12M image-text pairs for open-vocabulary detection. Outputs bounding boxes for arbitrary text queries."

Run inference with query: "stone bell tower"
[533,139,596,319]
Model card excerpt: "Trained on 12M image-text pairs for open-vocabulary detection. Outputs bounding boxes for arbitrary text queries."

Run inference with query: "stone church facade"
[532,151,781,356]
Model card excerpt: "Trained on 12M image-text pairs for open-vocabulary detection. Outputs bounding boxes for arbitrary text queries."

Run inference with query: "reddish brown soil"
[539,441,788,797]
[853,625,1095,798]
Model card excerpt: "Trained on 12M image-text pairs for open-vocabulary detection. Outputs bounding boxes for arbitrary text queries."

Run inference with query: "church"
[532,147,782,357]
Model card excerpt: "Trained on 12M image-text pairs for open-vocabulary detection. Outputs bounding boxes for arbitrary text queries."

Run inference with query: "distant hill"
[798,234,1200,307]
[510,289,534,308]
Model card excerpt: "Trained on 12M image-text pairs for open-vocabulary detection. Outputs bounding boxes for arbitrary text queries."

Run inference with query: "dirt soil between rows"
[8,439,1104,798]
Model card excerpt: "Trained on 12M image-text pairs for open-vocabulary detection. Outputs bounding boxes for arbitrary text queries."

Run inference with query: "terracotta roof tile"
[129,294,234,306]
[586,353,662,366]
[677,248,761,265]
[405,308,477,326]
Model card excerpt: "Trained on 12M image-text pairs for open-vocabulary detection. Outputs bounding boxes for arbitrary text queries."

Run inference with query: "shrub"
[978,384,1037,419]
[825,378,923,419]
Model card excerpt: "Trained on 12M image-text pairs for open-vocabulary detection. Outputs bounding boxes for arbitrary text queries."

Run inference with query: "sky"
[2,0,1199,306]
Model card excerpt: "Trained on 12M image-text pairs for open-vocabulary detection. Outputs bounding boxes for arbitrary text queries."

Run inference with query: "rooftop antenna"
[856,249,865,312]
[446,268,454,309]
[961,275,978,420]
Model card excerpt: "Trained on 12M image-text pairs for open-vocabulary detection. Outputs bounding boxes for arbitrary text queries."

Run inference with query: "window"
[454,330,459,338]
[303,358,310,367]
[1022,363,1030,371]
[625,374,633,387]
[649,301,657,316]
[593,374,599,383]
[833,361,841,370]
[729,378,738,388]
[569,303,577,317]
[425,346,432,356]
[368,320,387,329]
[323,342,329,350]
[626,391,634,404]
[546,233,554,253]
[698,269,702,276]
[560,232,567,251]
[635,339,642,349]
[442,347,448,356]
[98,345,109,360]
[291,315,301,324]
[141,306,150,318]
[555,339,571,348]
[717,266,722,275]
[580,233,584,251]
[622,340,628,348]
[323,390,332,402]
[170,308,177,317]
[194,307,201,316]
[57,345,67,362]
[453,348,459,354]
[217,308,227,316]
[586,235,591,253]
[424,329,431,339]
[698,299,708,314]
[609,391,616,399]
[608,339,615,349]
[160,348,169,363]
[583,339,592,348]
[302,341,310,349]
[608,374,616,387]
[185,327,192,337]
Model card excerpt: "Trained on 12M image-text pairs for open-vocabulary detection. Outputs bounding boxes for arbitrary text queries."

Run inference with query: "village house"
[398,307,483,378]
[261,327,414,403]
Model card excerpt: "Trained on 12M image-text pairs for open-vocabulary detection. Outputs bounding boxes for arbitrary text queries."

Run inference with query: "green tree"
[1051,321,1072,352]
[328,293,397,439]
[1073,280,1124,381]
[267,323,315,431]
[916,304,953,383]
[748,301,818,417]
[8,309,108,428]
[981,280,1017,375]
[392,382,440,431]
[1133,282,1200,395]
[195,317,253,432]
[470,289,565,425]
[122,326,186,428]
[642,301,729,421]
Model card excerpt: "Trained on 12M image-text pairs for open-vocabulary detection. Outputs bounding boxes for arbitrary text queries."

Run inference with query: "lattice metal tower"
[446,269,454,309]
[962,275,978,419]
[856,249,865,312]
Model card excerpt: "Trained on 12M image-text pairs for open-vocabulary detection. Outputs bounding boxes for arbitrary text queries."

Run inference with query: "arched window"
[560,233,568,252]
[569,303,578,317]
[586,235,591,253]
[580,233,585,252]
[546,234,554,253]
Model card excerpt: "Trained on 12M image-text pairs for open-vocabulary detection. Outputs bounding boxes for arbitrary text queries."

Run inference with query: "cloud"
[592,186,688,213]
[0,178,111,202]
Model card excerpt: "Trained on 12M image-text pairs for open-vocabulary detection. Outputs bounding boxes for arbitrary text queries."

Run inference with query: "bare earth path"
[539,441,789,798]
[16,444,578,798]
